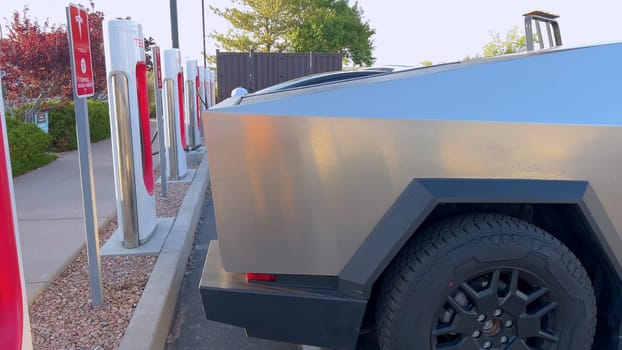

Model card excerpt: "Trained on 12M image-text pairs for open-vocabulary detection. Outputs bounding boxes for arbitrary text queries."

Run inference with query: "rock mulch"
[30,180,191,350]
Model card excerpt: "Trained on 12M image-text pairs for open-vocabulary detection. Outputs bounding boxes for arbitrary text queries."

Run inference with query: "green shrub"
[48,102,77,151]
[5,117,56,177]
[48,100,111,151]
[87,100,111,143]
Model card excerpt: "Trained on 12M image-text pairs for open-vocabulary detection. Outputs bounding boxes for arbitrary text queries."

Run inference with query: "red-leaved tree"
[0,2,105,119]
[87,2,106,95]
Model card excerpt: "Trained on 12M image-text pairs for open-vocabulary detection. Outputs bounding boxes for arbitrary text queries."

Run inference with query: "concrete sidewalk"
[13,138,116,304]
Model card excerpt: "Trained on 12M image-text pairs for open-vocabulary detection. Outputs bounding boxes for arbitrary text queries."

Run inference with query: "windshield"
[252,70,387,95]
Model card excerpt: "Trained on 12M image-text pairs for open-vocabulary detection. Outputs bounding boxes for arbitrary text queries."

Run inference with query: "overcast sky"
[1,0,622,66]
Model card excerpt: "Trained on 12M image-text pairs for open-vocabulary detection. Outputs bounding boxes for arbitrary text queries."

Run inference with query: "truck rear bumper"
[199,241,367,349]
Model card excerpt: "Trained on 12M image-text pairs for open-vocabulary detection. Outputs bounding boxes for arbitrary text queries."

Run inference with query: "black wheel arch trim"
[337,178,622,299]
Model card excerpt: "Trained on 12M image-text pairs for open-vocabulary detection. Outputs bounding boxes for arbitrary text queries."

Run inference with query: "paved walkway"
[13,139,116,304]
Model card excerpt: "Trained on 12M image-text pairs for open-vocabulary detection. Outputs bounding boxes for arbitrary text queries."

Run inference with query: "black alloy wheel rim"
[431,268,560,350]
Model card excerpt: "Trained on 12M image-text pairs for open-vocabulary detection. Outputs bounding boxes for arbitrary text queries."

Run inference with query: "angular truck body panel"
[206,114,622,275]
[204,43,622,276]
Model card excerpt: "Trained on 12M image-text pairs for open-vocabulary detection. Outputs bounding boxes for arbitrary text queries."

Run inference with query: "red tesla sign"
[67,4,94,97]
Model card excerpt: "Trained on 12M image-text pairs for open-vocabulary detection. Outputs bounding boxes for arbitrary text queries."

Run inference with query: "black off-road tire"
[375,213,596,350]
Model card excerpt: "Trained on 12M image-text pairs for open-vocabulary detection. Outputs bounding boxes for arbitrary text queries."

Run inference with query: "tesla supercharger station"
[200,68,216,108]
[105,20,157,248]
[184,59,201,149]
[200,67,214,110]
[208,70,216,107]
[0,77,33,350]
[163,49,187,180]
[199,67,208,112]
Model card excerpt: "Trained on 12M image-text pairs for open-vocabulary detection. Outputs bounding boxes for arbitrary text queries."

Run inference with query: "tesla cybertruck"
[200,12,622,350]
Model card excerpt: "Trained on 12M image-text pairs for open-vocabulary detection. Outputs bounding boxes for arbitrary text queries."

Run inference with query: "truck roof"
[210,42,622,127]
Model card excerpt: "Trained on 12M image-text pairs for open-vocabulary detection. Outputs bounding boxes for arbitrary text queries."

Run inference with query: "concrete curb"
[118,158,210,350]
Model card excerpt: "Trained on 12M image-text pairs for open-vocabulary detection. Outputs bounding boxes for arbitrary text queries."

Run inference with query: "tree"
[209,0,297,52]
[0,2,106,119]
[289,0,375,66]
[86,2,106,95]
[461,54,482,62]
[482,26,527,57]
[210,0,375,65]
[0,6,70,113]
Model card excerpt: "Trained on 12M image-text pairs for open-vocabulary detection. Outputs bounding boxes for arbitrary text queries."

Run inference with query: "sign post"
[153,46,168,198]
[66,3,103,306]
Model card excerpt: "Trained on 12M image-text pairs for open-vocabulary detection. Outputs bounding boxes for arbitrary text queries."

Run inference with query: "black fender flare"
[337,178,622,299]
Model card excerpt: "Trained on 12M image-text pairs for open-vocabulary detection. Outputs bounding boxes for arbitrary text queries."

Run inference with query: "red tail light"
[246,273,277,283]
[136,61,154,195]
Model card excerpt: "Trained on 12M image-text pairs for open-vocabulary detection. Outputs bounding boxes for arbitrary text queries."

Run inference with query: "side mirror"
[231,87,248,97]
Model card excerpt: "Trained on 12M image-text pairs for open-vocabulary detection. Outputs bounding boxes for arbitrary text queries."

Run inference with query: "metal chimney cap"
[523,10,559,19]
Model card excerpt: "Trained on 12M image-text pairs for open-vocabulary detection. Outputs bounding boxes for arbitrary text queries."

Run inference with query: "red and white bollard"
[0,77,33,349]
[105,20,157,247]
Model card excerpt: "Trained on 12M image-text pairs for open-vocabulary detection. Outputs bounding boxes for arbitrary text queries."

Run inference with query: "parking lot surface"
[165,193,300,350]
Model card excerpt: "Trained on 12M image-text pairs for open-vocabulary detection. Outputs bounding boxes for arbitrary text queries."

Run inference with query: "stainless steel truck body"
[200,38,622,349]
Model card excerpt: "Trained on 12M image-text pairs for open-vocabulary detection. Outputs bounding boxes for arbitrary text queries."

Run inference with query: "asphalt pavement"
[165,193,300,350]
[164,190,383,350]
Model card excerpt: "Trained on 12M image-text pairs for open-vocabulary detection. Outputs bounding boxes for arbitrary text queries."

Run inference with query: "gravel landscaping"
[29,179,192,350]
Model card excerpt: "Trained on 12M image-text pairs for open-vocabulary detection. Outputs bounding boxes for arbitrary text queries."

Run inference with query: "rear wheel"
[375,213,596,350]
